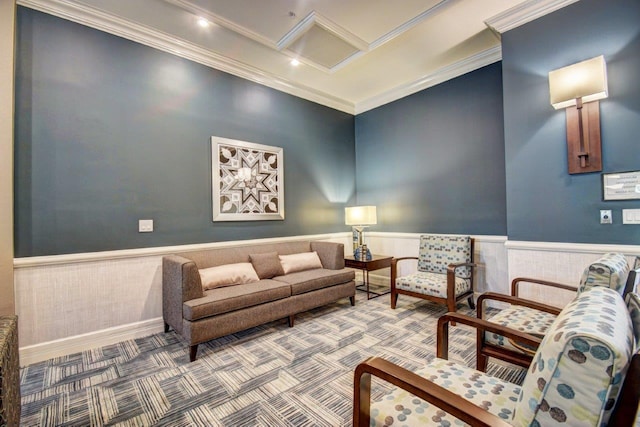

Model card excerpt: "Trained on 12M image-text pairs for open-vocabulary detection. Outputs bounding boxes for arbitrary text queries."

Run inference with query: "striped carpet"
[19,289,526,426]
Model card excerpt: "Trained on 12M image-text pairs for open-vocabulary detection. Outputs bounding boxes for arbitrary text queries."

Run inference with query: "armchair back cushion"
[417,235,472,278]
[577,252,629,296]
[512,287,633,427]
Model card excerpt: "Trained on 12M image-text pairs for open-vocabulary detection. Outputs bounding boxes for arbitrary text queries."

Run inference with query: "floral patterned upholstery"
[368,287,633,427]
[626,292,640,349]
[417,235,472,278]
[395,271,470,298]
[370,358,521,426]
[513,287,633,426]
[578,252,629,296]
[483,306,555,353]
[484,252,631,361]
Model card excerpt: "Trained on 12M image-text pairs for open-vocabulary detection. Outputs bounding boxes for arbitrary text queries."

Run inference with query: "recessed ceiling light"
[290,59,300,67]
[197,17,210,28]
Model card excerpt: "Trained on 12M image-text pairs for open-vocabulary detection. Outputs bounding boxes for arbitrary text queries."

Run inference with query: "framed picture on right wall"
[602,170,640,201]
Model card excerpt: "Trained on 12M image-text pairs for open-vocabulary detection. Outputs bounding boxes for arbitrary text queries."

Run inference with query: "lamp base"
[354,245,372,261]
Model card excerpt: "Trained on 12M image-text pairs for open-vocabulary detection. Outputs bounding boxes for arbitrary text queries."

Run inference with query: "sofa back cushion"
[417,234,472,278]
[249,252,284,279]
[279,252,322,274]
[512,287,633,427]
[578,252,629,296]
[179,241,312,269]
[199,263,259,290]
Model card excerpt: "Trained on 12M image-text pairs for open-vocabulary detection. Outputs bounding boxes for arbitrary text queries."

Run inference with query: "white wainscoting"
[14,233,348,366]
[506,241,640,308]
[14,233,639,366]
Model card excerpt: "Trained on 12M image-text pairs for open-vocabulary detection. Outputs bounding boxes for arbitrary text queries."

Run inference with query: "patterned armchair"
[354,286,639,427]
[391,235,476,314]
[476,252,632,371]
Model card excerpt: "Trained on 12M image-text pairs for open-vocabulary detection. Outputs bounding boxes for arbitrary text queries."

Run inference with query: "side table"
[344,254,393,300]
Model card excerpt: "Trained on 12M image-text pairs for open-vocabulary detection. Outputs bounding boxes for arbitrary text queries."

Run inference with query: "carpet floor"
[19,289,526,426]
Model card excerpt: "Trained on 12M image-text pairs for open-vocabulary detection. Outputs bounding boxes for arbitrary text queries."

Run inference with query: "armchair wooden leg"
[467,296,475,310]
[448,298,457,326]
[391,292,398,309]
[189,345,198,362]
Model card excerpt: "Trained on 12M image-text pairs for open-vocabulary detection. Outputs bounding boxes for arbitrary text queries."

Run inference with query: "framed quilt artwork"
[211,136,284,221]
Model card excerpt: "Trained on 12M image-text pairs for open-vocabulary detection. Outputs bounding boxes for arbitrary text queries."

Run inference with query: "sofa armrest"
[311,241,345,270]
[162,255,204,333]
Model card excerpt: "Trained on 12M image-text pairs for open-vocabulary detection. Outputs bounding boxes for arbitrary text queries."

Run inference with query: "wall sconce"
[345,206,377,260]
[549,55,608,174]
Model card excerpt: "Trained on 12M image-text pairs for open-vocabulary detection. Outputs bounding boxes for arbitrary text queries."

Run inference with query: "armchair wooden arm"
[511,277,577,297]
[353,357,512,427]
[437,313,541,360]
[354,313,540,427]
[476,292,563,320]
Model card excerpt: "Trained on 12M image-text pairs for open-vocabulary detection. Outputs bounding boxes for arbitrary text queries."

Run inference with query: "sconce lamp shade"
[549,55,608,109]
[345,206,377,226]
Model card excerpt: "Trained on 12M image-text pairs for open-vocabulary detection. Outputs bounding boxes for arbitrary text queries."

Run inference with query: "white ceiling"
[18,0,579,114]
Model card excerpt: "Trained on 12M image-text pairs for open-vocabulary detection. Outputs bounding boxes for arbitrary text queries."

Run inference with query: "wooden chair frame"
[475,277,576,370]
[353,312,639,427]
[390,238,476,314]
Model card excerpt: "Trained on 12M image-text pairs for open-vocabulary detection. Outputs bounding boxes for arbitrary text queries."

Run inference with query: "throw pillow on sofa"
[249,252,285,279]
[279,252,323,274]
[199,263,259,290]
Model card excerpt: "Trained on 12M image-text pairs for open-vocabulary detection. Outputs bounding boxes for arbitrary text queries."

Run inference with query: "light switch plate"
[600,210,612,224]
[138,219,154,232]
[623,209,640,224]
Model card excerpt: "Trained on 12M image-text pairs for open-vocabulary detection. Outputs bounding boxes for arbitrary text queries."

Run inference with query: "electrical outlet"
[600,210,612,224]
[138,219,154,232]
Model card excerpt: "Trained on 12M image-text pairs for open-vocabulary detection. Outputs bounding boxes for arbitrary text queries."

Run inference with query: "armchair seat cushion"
[370,358,521,426]
[484,306,556,354]
[395,271,470,298]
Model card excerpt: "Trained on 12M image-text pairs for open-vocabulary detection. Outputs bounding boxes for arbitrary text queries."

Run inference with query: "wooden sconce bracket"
[565,100,602,174]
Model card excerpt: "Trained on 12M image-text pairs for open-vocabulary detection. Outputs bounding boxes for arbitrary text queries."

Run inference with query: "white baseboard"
[19,317,165,366]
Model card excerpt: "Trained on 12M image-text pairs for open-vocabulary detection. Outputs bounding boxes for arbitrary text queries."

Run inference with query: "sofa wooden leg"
[189,345,198,362]
[164,322,170,333]
[350,296,355,306]
[288,315,295,327]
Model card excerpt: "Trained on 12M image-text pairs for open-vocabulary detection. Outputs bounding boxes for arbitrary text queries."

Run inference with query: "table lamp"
[345,206,377,260]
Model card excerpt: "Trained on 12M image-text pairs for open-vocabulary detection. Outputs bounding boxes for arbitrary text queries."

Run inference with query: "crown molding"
[17,0,509,116]
[485,0,580,34]
[354,45,502,114]
[17,0,355,114]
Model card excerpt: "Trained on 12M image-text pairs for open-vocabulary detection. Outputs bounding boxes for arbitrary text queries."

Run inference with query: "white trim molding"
[506,240,640,255]
[14,233,348,268]
[354,46,502,114]
[19,317,165,366]
[17,0,355,114]
[485,0,581,35]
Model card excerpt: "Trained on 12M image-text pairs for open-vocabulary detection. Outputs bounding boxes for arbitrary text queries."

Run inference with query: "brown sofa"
[163,240,356,361]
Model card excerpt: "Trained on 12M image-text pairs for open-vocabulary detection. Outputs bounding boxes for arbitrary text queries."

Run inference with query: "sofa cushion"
[279,252,323,274]
[249,252,284,279]
[183,280,291,320]
[199,262,259,290]
[274,268,355,295]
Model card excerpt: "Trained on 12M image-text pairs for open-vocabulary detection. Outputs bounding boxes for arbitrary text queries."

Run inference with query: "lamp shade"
[549,55,608,109]
[345,206,377,226]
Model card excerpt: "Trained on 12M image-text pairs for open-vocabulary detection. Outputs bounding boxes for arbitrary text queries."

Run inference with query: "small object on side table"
[354,244,372,261]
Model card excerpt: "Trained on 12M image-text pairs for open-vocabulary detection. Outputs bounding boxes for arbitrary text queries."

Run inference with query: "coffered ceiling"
[18,0,579,114]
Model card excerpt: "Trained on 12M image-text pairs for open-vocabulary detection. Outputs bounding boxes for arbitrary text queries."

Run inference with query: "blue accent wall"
[14,8,355,257]
[354,63,507,235]
[502,0,640,244]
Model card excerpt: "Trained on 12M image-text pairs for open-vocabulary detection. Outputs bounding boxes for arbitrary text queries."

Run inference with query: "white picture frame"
[211,136,284,221]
